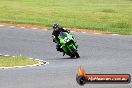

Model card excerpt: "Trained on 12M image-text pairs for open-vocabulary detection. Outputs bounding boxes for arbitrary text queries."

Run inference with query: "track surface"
[0,26,132,88]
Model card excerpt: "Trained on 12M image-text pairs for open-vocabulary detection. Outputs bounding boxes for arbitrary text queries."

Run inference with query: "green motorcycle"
[58,31,80,58]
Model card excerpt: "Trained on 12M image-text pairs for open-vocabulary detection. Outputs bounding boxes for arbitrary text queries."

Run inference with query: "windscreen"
[59,32,67,38]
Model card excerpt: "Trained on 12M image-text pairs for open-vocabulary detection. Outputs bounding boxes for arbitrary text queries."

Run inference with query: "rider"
[52,23,70,52]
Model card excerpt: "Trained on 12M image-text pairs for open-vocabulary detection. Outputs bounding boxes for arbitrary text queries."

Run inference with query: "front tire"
[74,51,80,58]
[71,46,80,58]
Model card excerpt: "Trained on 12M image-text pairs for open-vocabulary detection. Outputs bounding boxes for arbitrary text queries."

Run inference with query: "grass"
[0,56,38,67]
[0,0,132,34]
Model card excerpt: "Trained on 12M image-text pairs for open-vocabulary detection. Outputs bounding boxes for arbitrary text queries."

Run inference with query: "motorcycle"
[58,31,80,58]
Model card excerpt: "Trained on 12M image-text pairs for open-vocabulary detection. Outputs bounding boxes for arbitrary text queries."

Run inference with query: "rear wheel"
[70,54,75,58]
[67,53,75,58]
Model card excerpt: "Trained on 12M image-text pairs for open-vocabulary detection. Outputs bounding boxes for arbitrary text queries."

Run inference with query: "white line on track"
[9,26,15,28]
[0,25,4,27]
[32,28,37,29]
[94,33,101,35]
[41,29,48,31]
[4,55,10,56]
[0,54,48,69]
[82,32,86,34]
[111,34,119,35]
[12,56,16,57]
[0,25,121,36]
[20,27,25,29]
[71,31,75,33]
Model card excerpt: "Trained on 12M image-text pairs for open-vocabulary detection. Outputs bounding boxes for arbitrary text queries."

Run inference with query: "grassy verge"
[0,56,38,67]
[0,0,132,34]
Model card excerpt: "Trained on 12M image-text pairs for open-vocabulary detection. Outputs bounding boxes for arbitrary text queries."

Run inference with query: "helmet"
[53,23,60,31]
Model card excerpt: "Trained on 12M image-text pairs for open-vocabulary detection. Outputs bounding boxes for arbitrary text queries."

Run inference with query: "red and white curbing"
[0,54,49,69]
[0,24,121,36]
[32,28,38,30]
[111,34,119,36]
[0,25,4,27]
[94,33,101,35]
[20,27,25,29]
[82,32,86,34]
[9,26,15,28]
[70,31,75,33]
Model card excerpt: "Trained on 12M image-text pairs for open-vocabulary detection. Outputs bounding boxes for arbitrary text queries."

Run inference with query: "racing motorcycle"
[58,31,80,58]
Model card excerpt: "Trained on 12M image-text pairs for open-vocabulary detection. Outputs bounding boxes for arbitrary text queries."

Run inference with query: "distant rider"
[52,23,70,53]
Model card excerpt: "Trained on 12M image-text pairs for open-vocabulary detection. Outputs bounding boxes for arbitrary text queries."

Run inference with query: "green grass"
[0,0,132,34]
[0,56,38,67]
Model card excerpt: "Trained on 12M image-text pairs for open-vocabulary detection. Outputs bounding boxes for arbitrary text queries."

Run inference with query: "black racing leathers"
[52,28,69,51]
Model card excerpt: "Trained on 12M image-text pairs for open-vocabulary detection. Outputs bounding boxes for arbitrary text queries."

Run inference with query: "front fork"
[74,41,78,49]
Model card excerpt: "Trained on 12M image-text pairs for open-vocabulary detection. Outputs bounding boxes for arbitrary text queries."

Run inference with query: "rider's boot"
[63,52,65,56]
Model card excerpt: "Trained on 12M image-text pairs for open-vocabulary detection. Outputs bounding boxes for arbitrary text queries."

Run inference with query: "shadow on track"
[57,57,79,60]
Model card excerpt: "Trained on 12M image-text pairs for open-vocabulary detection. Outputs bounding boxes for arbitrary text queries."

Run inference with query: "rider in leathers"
[52,24,70,55]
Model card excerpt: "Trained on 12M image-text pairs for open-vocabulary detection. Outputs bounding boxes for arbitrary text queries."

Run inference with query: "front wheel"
[70,46,80,58]
[74,51,80,58]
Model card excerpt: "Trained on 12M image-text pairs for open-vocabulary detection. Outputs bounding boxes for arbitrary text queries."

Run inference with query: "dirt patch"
[0,22,49,29]
[0,22,110,34]
[67,28,110,34]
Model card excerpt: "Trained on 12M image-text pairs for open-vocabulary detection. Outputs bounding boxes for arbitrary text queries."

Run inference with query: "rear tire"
[68,53,75,58]
[71,54,75,58]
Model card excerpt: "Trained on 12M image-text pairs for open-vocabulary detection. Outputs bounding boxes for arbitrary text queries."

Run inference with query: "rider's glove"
[53,39,58,43]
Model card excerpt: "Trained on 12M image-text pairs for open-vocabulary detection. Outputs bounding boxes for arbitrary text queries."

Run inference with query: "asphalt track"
[0,26,132,88]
